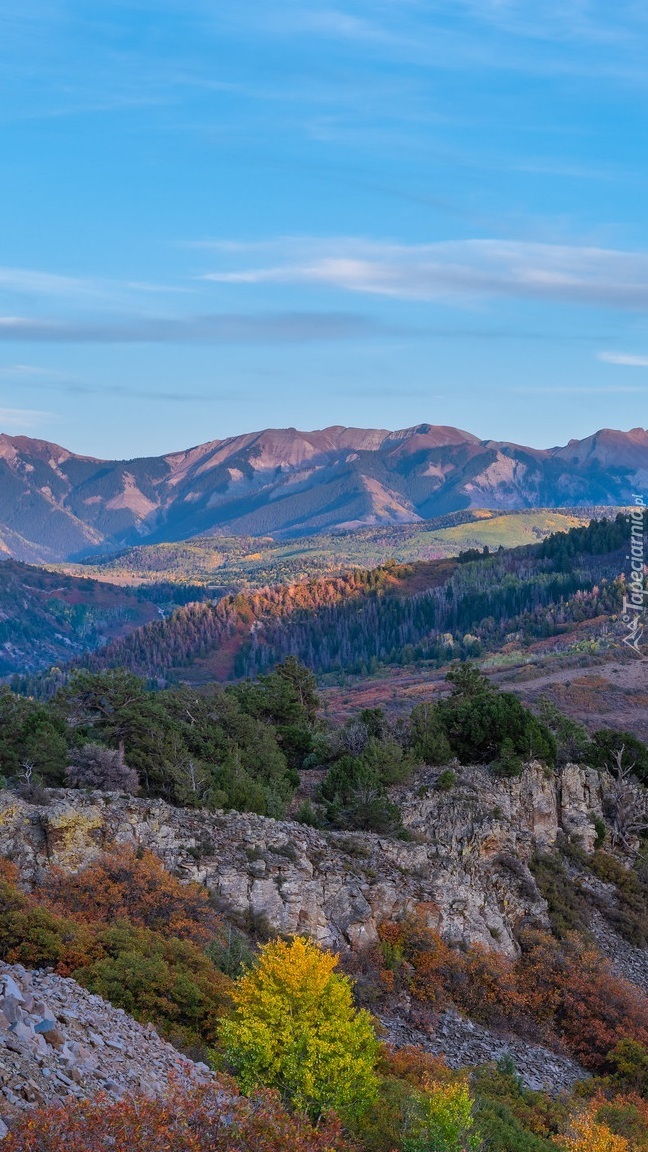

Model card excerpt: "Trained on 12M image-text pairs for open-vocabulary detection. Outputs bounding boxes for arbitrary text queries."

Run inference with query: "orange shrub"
[0,856,231,1052]
[513,931,564,1027]
[519,933,648,1070]
[588,1091,648,1151]
[450,942,529,1026]
[2,1080,352,1152]
[377,913,527,1027]
[0,873,101,973]
[376,914,456,1009]
[379,1045,452,1091]
[39,848,220,946]
[0,859,20,884]
[377,913,648,1071]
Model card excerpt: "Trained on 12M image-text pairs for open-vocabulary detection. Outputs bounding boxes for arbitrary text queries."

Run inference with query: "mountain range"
[1,422,646,562]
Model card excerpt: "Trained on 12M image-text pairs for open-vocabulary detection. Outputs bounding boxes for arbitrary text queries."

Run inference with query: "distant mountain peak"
[0,424,643,562]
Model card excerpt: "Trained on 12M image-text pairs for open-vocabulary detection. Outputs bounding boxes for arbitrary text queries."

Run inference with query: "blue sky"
[2,1,648,457]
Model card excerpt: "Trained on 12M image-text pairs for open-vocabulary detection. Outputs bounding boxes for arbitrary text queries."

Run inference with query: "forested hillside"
[19,512,636,692]
[55,509,596,590]
[0,560,215,679]
[238,512,638,678]
[0,561,163,677]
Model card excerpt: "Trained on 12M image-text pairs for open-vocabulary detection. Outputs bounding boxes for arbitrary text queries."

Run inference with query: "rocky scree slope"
[383,1009,585,1096]
[0,962,212,1139]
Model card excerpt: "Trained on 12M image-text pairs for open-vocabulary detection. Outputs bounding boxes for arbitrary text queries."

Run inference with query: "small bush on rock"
[436,769,457,791]
[409,703,452,766]
[491,739,523,779]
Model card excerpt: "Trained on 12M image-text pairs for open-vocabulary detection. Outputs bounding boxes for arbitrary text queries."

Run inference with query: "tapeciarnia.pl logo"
[622,494,647,656]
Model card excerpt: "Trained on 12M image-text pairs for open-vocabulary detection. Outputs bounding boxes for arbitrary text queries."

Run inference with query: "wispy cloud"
[0,363,71,380]
[513,384,648,394]
[0,311,386,343]
[0,267,97,298]
[0,364,225,403]
[240,0,648,85]
[0,406,52,429]
[64,382,218,403]
[597,351,648,367]
[201,237,648,312]
[263,7,396,45]
[0,266,190,305]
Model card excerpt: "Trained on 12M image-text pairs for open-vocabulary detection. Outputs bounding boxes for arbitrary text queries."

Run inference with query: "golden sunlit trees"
[555,1106,630,1152]
[219,936,379,1121]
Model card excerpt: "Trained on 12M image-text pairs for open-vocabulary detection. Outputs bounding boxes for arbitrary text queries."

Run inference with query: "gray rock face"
[0,962,212,1136]
[0,762,608,959]
[559,764,606,852]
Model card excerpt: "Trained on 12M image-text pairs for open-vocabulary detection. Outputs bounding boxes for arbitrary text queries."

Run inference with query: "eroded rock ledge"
[0,762,606,957]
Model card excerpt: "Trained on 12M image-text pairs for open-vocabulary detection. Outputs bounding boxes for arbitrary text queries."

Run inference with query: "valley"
[53,508,599,589]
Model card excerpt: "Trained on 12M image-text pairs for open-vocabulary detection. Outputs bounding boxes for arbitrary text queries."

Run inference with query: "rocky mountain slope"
[1,424,646,561]
[0,962,212,1137]
[0,762,626,1101]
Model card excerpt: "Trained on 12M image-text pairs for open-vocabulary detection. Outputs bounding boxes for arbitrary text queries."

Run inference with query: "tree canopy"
[219,936,379,1120]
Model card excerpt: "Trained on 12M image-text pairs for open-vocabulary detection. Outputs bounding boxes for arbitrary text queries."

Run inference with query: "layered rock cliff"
[0,762,607,959]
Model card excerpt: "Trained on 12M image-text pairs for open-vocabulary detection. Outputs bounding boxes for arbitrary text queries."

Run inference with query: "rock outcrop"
[0,762,607,958]
[0,962,212,1137]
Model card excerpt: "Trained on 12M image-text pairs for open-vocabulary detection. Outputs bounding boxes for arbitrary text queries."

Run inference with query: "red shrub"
[2,1080,353,1152]
[377,913,648,1071]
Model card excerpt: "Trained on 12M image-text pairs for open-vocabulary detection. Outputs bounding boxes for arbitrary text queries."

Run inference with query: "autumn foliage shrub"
[401,1080,479,1152]
[39,847,220,947]
[0,853,231,1053]
[554,1103,630,1151]
[593,1093,648,1150]
[379,1046,454,1090]
[0,872,98,972]
[2,1079,352,1152]
[517,932,648,1070]
[376,914,527,1029]
[376,911,648,1071]
[350,1047,481,1152]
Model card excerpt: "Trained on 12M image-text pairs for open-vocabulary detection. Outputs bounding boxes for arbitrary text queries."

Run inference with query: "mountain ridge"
[0,423,645,561]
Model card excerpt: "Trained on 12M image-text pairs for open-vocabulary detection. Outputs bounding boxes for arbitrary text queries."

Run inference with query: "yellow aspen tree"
[219,936,379,1120]
[556,1107,630,1152]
